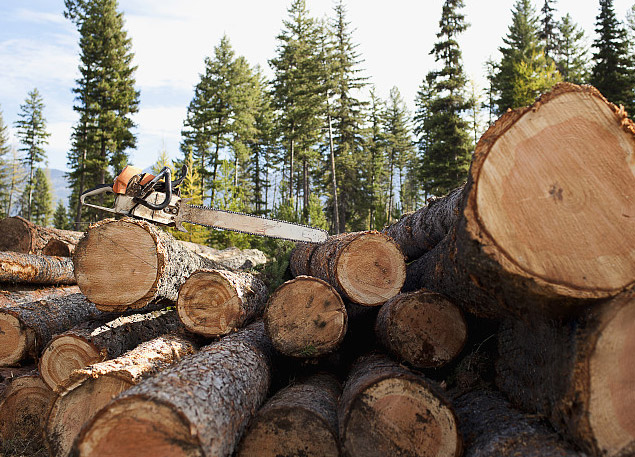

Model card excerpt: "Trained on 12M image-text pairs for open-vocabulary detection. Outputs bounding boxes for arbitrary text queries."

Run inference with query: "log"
[0,251,75,285]
[73,217,223,312]
[496,293,635,457]
[0,216,83,257]
[0,284,80,306]
[404,83,635,318]
[289,242,318,277]
[0,372,55,447]
[264,275,347,357]
[177,269,268,337]
[236,373,341,457]
[70,322,273,457]
[39,308,183,391]
[452,388,587,457]
[303,231,406,306]
[383,186,463,262]
[0,365,37,397]
[178,240,267,269]
[46,333,196,457]
[375,289,467,369]
[339,353,462,457]
[0,293,106,366]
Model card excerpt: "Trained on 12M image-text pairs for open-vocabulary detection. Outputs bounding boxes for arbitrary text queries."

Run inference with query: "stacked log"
[0,216,82,257]
[0,283,80,306]
[0,251,75,285]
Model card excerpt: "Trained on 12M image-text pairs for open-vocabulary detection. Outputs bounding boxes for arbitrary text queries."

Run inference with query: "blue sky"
[1,0,633,172]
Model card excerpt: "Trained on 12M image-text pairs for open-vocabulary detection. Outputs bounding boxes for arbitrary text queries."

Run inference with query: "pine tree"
[53,200,70,230]
[0,107,11,218]
[539,0,558,60]
[4,147,26,217]
[14,88,50,221]
[590,0,635,113]
[151,143,175,175]
[555,13,590,84]
[27,168,53,226]
[365,88,389,230]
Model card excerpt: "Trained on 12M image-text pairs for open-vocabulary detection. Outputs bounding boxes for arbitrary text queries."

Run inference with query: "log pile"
[0,83,632,457]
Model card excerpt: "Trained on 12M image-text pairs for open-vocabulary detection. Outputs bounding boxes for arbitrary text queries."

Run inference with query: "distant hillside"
[48,168,71,207]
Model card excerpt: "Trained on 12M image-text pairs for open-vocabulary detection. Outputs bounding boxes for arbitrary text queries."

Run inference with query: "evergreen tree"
[555,13,590,83]
[4,147,26,217]
[0,107,11,218]
[53,200,70,230]
[590,0,635,113]
[65,0,140,229]
[151,143,175,175]
[417,0,472,198]
[539,0,558,59]
[14,88,50,221]
[365,88,389,230]
[25,168,53,226]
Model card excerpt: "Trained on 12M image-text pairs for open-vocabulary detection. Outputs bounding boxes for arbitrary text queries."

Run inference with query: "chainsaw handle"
[134,167,172,211]
[172,165,188,188]
[80,184,114,204]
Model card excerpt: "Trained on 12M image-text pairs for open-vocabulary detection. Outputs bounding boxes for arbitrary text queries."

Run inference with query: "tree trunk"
[405,84,635,319]
[264,276,347,358]
[452,388,587,457]
[382,186,463,262]
[176,241,267,270]
[73,217,223,312]
[375,289,467,369]
[177,269,268,337]
[289,242,318,277]
[339,353,462,457]
[0,251,75,285]
[0,216,83,257]
[0,284,80,307]
[496,293,635,457]
[0,293,106,366]
[70,322,273,457]
[47,333,196,457]
[0,365,36,397]
[307,231,406,306]
[39,308,183,391]
[237,373,341,457]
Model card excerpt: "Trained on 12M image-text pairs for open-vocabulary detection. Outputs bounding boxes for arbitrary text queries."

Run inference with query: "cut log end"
[0,313,32,366]
[0,217,33,253]
[39,335,103,391]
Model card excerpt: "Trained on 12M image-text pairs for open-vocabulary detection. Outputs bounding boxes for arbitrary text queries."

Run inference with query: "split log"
[289,242,318,277]
[0,372,55,446]
[496,293,635,457]
[264,276,347,357]
[0,284,80,306]
[339,353,462,457]
[73,217,223,312]
[71,322,273,457]
[46,333,196,457]
[39,308,182,391]
[300,231,406,306]
[375,289,467,369]
[236,373,341,457]
[0,216,82,257]
[383,186,463,262]
[177,269,268,337]
[0,251,75,285]
[452,388,587,457]
[0,293,106,366]
[405,83,635,318]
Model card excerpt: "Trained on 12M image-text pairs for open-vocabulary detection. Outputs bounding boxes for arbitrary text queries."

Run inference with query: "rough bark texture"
[237,373,341,457]
[264,276,347,358]
[453,388,588,457]
[496,294,635,457]
[289,242,318,277]
[383,186,463,262]
[308,231,406,306]
[177,269,268,337]
[178,241,267,270]
[46,333,197,457]
[405,84,635,319]
[71,322,273,457]
[0,216,83,257]
[339,353,462,457]
[0,251,75,285]
[375,289,467,369]
[0,365,36,397]
[0,284,80,306]
[73,218,223,312]
[39,308,183,391]
[0,293,107,366]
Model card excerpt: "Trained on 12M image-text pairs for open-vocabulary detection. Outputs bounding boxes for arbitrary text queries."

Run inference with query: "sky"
[1,0,633,173]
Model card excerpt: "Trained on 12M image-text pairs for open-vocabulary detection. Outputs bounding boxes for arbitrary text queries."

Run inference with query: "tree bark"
[289,242,318,277]
[39,308,183,391]
[0,293,107,366]
[177,269,268,337]
[73,217,224,312]
[495,293,635,457]
[71,322,273,457]
[382,186,463,262]
[452,388,588,457]
[176,241,267,270]
[264,276,347,358]
[0,216,83,257]
[46,333,196,457]
[339,353,462,457]
[0,284,80,306]
[404,83,635,319]
[237,373,341,457]
[375,289,467,369]
[0,251,75,285]
[305,231,406,306]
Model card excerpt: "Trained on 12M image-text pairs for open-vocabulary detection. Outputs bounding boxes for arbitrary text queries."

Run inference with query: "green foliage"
[252,240,294,292]
[53,200,71,230]
[555,13,590,83]
[364,89,389,230]
[0,107,12,218]
[539,0,558,59]
[151,145,175,176]
[28,168,53,225]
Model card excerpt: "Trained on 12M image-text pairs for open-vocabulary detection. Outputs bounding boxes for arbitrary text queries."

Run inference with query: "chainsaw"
[80,165,329,243]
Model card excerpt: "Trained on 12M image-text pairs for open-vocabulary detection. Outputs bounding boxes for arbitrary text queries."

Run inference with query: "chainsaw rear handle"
[80,184,114,205]
[134,167,173,211]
